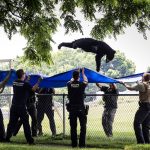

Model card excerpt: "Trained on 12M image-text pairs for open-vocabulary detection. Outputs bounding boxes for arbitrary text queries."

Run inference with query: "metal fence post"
[62,93,66,137]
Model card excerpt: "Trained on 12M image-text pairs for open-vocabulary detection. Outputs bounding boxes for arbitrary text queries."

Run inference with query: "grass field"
[0,133,150,150]
[1,96,150,149]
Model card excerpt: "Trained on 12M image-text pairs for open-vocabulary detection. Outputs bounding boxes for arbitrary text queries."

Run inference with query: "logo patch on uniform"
[71,84,79,88]
[13,82,24,87]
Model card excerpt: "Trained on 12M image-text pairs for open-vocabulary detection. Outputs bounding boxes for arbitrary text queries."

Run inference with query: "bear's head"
[106,50,116,63]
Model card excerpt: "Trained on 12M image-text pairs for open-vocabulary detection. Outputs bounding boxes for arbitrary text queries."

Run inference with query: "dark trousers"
[69,110,87,147]
[6,105,34,143]
[102,108,117,137]
[134,103,150,144]
[0,109,5,141]
[13,104,37,136]
[37,104,56,135]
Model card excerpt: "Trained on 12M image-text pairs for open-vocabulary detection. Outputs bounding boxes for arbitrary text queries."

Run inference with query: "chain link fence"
[0,93,139,141]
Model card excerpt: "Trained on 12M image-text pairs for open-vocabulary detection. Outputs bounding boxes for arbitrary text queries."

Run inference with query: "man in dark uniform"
[0,69,12,142]
[13,90,38,137]
[37,87,56,136]
[5,69,41,144]
[96,83,118,137]
[58,38,116,72]
[67,68,88,148]
[13,76,38,137]
[26,90,37,137]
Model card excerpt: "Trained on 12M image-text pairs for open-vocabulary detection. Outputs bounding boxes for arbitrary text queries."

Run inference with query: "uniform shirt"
[12,80,32,106]
[67,80,87,105]
[101,86,119,108]
[131,82,150,103]
[37,88,54,106]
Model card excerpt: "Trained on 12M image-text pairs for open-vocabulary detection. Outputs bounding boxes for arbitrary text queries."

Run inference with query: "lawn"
[0,133,149,150]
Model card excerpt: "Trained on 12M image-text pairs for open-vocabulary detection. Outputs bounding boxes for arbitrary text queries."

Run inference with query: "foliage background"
[0,0,149,64]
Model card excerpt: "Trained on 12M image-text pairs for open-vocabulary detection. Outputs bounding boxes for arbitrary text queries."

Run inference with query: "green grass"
[0,143,108,150]
[0,143,100,150]
[0,133,134,149]
[124,144,150,150]
[0,133,149,150]
[0,144,65,150]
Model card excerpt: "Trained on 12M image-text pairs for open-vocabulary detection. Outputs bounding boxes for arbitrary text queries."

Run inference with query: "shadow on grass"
[8,132,136,149]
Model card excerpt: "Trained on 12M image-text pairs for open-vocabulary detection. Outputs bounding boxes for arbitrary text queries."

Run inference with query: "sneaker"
[79,145,85,148]
[28,142,35,145]
[72,143,78,148]
[72,145,77,148]
[0,138,5,142]
[4,138,11,143]
[28,140,35,145]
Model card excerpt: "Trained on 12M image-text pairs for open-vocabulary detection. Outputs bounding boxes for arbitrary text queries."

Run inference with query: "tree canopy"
[0,0,150,64]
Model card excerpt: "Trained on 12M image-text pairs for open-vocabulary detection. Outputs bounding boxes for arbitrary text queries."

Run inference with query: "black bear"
[58,38,116,72]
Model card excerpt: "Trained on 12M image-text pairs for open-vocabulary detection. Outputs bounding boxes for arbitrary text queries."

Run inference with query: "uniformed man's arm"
[0,69,12,89]
[48,88,55,95]
[96,83,108,92]
[82,68,88,84]
[120,81,139,91]
[96,83,102,89]
[0,69,12,93]
[52,88,55,94]
[32,76,42,92]
[0,86,4,93]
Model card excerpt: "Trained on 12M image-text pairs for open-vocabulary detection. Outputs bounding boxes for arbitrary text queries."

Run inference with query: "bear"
[58,38,116,72]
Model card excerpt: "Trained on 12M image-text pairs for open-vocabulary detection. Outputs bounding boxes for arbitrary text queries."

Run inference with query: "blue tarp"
[1,68,147,88]
[0,68,120,88]
[116,72,150,83]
